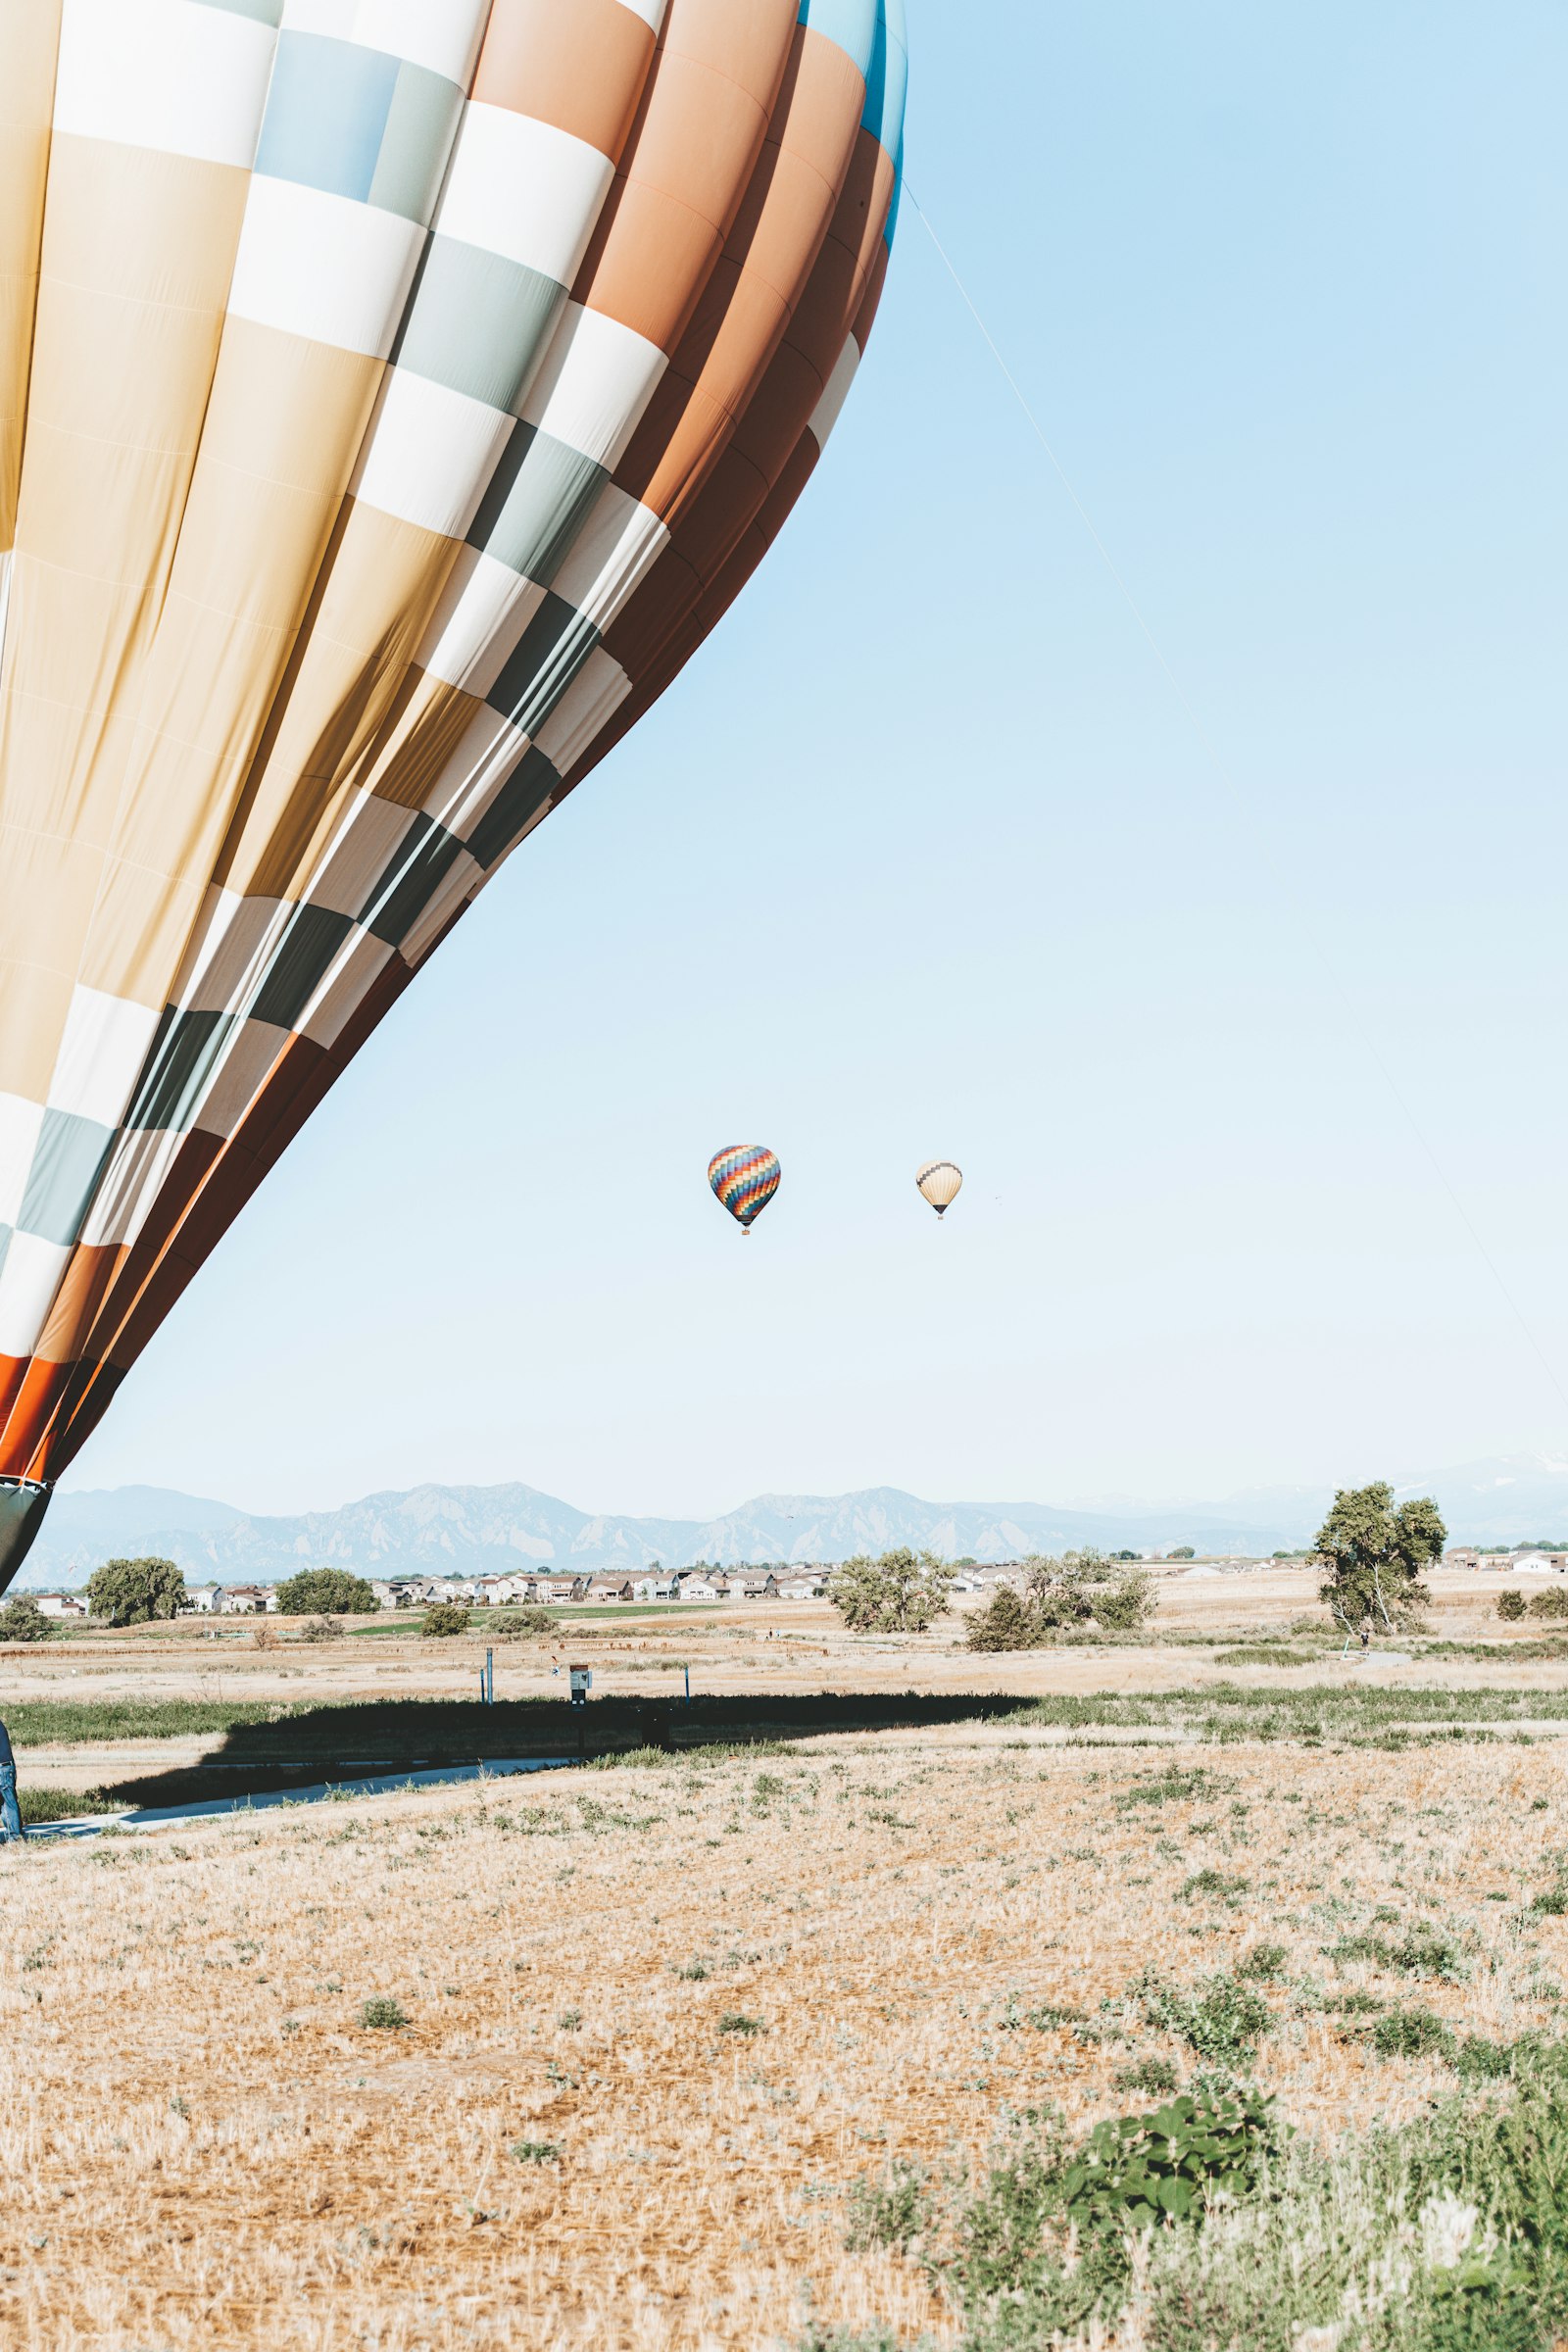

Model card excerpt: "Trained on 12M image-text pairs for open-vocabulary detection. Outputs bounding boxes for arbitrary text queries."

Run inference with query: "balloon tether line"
[905,182,1568,1431]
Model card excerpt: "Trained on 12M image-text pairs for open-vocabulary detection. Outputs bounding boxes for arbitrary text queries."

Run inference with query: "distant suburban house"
[34,1592,88,1619]
[584,1577,633,1602]
[634,1573,680,1600]
[212,1584,276,1614]
[727,1572,780,1600]
[181,1585,219,1612]
[536,1576,587,1604]
[776,1576,825,1599]
[678,1576,724,1601]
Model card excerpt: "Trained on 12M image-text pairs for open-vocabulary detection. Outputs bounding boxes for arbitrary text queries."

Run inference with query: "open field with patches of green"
[5,1567,1568,2347]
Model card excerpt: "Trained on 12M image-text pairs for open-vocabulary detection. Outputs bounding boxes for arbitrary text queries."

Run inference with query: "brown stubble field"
[2,1567,1567,2349]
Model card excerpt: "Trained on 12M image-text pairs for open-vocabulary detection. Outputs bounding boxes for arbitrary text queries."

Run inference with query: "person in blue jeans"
[0,1717,22,1842]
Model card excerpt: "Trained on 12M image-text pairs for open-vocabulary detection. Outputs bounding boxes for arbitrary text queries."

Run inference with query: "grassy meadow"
[2,1568,1568,2349]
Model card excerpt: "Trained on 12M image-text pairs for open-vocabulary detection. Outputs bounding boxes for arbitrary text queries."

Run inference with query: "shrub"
[420,1603,471,1638]
[359,1997,408,2031]
[1237,1943,1289,1982]
[495,1605,557,1638]
[1114,2055,1180,2096]
[824,1549,954,1634]
[1143,1973,1273,2065]
[275,1567,377,1616]
[1498,1590,1527,1622]
[1333,1924,1464,1980]
[299,1615,343,1643]
[0,1594,54,1642]
[1370,2006,1455,2060]
[1454,2034,1512,2080]
[845,2158,931,2252]
[510,2139,561,2164]
[85,1556,185,1626]
[1029,1543,1152,1637]
[1529,1587,1568,1622]
[717,2011,764,2036]
[965,1586,1041,1651]
[1094,1570,1154,1633]
[1178,1869,1249,1906]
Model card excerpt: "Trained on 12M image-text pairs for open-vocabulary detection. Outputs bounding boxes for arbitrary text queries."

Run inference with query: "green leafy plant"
[510,2139,561,2164]
[1060,2084,1279,2228]
[275,1567,378,1616]
[717,2011,764,2036]
[1237,1942,1289,1982]
[1529,1588,1568,1622]
[1497,1590,1527,1623]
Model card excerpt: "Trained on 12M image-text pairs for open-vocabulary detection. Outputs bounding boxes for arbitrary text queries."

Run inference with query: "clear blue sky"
[65,0,1568,1516]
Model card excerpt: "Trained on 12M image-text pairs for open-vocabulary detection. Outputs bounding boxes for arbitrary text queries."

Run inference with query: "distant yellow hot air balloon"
[916,1161,962,1218]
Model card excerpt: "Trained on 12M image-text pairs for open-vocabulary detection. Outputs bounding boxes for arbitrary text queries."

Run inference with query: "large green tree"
[1314,1482,1446,1635]
[824,1548,955,1634]
[275,1567,378,1616]
[85,1555,185,1625]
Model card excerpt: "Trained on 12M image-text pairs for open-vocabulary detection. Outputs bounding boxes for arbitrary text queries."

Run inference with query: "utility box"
[568,1665,593,1706]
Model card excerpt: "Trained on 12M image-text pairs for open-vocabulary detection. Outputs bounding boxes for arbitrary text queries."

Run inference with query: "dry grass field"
[3,1568,1567,2350]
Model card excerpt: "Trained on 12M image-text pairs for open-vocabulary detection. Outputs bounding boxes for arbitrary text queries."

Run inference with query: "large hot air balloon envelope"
[709,1145,781,1233]
[0,0,907,1587]
[916,1160,962,1217]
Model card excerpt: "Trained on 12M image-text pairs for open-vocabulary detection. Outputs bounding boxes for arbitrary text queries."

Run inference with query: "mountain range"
[17,1453,1568,1586]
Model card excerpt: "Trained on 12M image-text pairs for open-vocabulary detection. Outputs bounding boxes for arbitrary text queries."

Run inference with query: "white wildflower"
[1418,2188,1482,2271]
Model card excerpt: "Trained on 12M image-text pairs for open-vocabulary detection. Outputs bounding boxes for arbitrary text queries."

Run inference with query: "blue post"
[485,1647,494,1705]
[0,1717,22,1843]
[684,1665,691,1706]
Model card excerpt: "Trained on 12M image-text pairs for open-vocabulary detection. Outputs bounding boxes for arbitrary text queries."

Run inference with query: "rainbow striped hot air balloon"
[0,0,907,1589]
[709,1146,781,1234]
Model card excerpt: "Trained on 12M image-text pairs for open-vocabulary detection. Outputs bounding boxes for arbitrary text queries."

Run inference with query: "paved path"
[26,1756,575,1839]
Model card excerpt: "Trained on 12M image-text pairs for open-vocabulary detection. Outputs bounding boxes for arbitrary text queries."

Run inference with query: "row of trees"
[818,1545,1156,1644]
[817,1484,1453,1652]
[0,1558,383,1633]
[0,1484,1455,1645]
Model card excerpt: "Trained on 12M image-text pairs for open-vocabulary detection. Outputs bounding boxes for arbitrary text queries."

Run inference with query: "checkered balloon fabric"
[708,1147,782,1232]
[0,0,907,1488]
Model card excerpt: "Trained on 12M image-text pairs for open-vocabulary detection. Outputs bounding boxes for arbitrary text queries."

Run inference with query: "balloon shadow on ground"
[95,1689,1049,1812]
